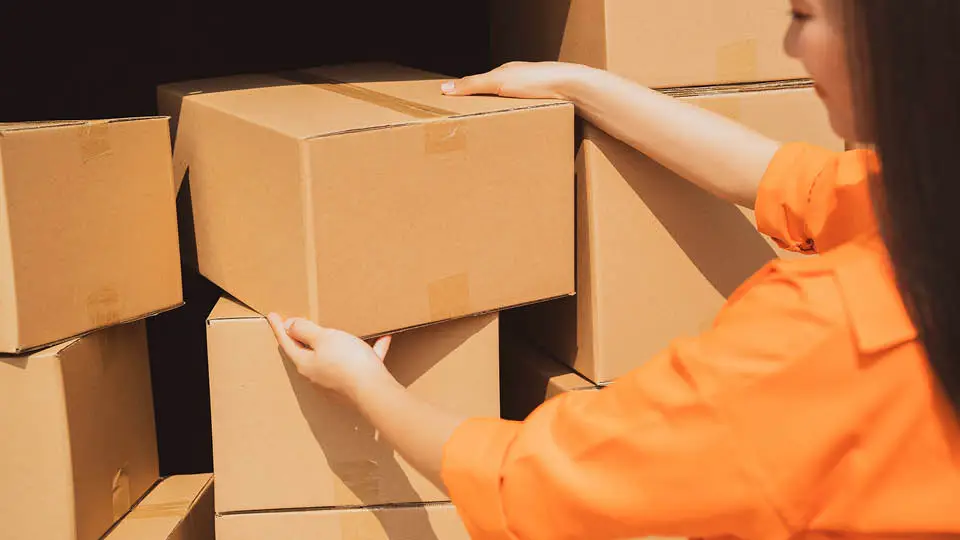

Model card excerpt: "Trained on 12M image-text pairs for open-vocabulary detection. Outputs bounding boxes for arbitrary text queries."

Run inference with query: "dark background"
[1,0,494,475]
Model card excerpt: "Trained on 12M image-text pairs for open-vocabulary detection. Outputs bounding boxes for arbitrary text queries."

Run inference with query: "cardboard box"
[0,118,182,353]
[506,84,846,383]
[206,297,500,514]
[159,63,574,338]
[0,320,159,540]
[491,0,806,88]
[501,336,599,421]
[215,504,467,540]
[105,474,214,540]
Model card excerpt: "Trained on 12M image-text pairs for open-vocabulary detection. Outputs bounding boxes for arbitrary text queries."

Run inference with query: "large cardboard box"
[159,63,574,338]
[105,474,214,540]
[0,320,160,540]
[216,504,467,540]
[501,336,598,421]
[206,297,500,514]
[491,0,806,88]
[506,84,846,383]
[0,119,183,353]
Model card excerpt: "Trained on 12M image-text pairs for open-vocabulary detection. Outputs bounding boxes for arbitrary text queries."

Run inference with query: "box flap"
[0,118,166,134]
[302,63,564,121]
[207,296,260,323]
[171,64,568,141]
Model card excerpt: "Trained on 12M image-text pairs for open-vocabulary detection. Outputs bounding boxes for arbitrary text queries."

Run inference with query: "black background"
[1,0,494,475]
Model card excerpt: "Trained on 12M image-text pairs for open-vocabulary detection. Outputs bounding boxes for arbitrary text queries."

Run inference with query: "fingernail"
[441,81,455,94]
[284,319,295,331]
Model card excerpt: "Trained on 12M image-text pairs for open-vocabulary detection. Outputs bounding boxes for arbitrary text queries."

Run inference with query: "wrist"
[552,64,601,102]
[346,365,401,405]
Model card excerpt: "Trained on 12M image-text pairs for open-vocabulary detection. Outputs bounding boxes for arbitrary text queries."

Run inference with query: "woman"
[269,1,960,538]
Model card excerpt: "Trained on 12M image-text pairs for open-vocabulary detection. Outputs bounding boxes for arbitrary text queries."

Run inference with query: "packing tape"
[427,274,471,321]
[281,70,458,120]
[129,500,192,520]
[87,287,122,328]
[424,121,467,155]
[716,38,759,82]
[339,508,387,540]
[79,121,112,163]
[699,97,743,122]
[112,468,132,522]
[333,459,383,507]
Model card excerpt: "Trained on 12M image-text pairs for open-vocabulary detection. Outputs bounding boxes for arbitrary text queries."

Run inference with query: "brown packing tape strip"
[428,274,471,321]
[423,121,467,154]
[280,70,458,120]
[333,459,383,507]
[339,508,387,540]
[112,468,132,522]
[716,38,759,82]
[128,500,194,520]
[79,120,112,162]
[698,97,743,122]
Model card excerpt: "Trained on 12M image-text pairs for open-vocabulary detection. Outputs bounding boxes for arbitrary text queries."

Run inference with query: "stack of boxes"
[159,63,575,538]
[0,119,213,539]
[2,4,847,539]
[492,0,845,395]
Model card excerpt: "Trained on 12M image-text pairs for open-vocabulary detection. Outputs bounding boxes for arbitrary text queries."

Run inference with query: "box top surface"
[163,63,568,140]
[0,117,165,135]
[105,474,213,540]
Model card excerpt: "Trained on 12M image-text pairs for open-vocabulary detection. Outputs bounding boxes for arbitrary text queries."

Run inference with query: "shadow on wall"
[0,0,492,121]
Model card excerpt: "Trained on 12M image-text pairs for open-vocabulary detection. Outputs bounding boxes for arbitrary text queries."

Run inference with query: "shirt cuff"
[442,417,522,540]
[755,142,832,253]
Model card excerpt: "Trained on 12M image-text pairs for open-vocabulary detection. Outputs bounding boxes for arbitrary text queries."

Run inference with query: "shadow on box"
[283,319,473,540]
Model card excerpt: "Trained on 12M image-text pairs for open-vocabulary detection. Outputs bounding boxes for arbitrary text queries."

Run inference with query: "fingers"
[285,317,324,349]
[372,335,392,361]
[441,73,500,96]
[268,313,311,364]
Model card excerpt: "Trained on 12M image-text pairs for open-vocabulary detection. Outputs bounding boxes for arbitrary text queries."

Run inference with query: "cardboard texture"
[0,118,183,353]
[0,321,160,540]
[491,0,806,88]
[216,504,467,540]
[507,84,846,383]
[501,336,599,421]
[106,474,214,540]
[206,297,500,514]
[158,63,574,339]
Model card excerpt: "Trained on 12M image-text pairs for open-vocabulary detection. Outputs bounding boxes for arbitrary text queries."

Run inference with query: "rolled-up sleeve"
[443,263,849,540]
[756,143,877,254]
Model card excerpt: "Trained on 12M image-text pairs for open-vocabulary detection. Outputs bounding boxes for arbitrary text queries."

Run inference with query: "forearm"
[349,373,465,494]
[558,67,780,208]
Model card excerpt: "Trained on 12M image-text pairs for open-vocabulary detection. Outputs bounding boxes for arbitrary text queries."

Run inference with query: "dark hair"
[843,1,960,417]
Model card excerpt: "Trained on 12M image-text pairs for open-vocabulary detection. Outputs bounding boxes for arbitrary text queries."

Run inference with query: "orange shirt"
[441,143,960,540]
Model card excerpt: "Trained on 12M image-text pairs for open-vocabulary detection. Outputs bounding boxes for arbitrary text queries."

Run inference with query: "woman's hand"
[267,313,465,492]
[441,61,594,100]
[268,314,395,399]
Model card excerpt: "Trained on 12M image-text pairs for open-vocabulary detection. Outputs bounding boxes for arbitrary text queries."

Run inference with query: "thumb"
[441,74,499,96]
[372,335,392,361]
[285,318,324,349]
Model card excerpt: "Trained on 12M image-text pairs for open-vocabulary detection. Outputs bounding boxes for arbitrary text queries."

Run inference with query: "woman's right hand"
[441,61,593,100]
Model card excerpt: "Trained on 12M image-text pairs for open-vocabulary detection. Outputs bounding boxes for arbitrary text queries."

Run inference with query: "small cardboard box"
[507,84,846,383]
[0,321,159,540]
[0,119,183,353]
[105,474,214,540]
[491,0,806,88]
[159,63,574,338]
[206,297,500,514]
[501,336,599,421]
